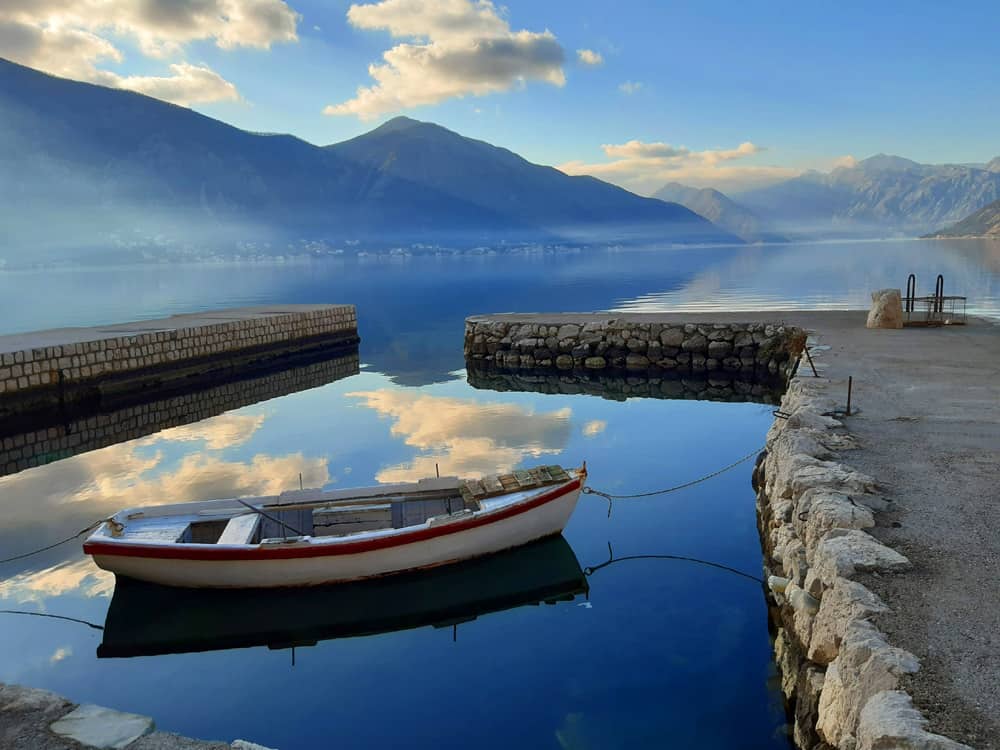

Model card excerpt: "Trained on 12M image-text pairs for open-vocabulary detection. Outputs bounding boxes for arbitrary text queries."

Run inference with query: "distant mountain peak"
[856,154,922,172]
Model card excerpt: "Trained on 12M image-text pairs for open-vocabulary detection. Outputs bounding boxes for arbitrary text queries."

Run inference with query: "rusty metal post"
[803,346,819,377]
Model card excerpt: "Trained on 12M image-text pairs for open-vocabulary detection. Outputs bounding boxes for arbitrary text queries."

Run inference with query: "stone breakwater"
[0,349,359,478]
[0,305,358,417]
[755,363,971,749]
[466,361,785,404]
[464,314,806,378]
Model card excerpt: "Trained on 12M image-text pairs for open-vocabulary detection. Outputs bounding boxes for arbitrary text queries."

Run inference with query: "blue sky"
[2,0,999,193]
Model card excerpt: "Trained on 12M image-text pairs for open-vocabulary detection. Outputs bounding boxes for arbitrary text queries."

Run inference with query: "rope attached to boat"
[0,517,118,565]
[581,447,763,509]
[235,498,304,537]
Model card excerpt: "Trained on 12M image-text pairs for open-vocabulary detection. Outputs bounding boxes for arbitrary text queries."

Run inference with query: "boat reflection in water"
[98,534,587,658]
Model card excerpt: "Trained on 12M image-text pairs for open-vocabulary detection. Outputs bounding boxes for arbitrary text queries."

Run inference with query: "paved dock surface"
[800,311,1000,748]
[0,305,349,354]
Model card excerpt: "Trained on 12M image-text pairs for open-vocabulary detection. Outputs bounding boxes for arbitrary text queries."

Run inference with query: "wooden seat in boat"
[217,514,261,545]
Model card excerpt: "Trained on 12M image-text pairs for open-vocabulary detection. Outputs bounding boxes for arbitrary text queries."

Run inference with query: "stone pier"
[464,312,806,379]
[752,310,997,750]
[0,305,358,420]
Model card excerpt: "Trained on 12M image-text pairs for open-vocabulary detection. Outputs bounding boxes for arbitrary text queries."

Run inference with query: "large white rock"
[816,620,920,747]
[857,691,973,750]
[795,489,876,549]
[50,703,155,749]
[809,577,889,665]
[866,288,904,329]
[807,529,911,593]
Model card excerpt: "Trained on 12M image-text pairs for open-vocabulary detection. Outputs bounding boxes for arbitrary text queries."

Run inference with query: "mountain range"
[733,154,1000,238]
[651,183,787,243]
[928,199,1000,238]
[0,57,737,264]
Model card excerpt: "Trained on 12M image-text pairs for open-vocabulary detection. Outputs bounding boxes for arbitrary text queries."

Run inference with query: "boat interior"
[108,466,573,547]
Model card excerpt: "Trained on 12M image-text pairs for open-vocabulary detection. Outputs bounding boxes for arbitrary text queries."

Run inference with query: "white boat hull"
[87,477,582,588]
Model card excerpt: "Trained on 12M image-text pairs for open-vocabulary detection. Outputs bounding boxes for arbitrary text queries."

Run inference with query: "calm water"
[1,238,997,749]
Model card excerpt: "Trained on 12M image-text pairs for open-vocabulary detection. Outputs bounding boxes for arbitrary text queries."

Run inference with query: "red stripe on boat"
[83,478,581,561]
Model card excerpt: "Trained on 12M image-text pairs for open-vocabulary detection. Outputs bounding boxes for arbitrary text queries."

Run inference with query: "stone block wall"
[464,317,806,377]
[0,305,357,403]
[0,350,359,477]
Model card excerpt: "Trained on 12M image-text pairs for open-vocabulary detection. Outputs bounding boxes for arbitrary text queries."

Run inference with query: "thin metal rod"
[803,346,819,377]
[846,376,853,416]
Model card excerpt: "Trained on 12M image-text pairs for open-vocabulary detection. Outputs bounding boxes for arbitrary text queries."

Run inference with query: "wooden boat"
[83,464,586,589]
[97,535,588,657]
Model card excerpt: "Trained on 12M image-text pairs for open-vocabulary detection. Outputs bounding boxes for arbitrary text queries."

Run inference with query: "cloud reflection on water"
[348,389,573,481]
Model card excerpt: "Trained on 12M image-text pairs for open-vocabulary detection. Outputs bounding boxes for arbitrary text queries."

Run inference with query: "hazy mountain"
[927,199,1000,238]
[325,116,737,244]
[651,182,787,243]
[734,154,1000,238]
[0,58,738,264]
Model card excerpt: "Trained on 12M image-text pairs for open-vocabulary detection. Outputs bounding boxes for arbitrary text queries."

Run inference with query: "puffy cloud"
[619,80,642,94]
[560,138,797,194]
[347,389,572,481]
[0,0,299,105]
[109,63,240,105]
[326,0,566,119]
[582,420,606,437]
[602,140,689,160]
[832,154,858,169]
[576,48,602,66]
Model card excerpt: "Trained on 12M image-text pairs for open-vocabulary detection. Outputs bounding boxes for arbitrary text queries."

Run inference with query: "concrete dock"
[0,305,358,420]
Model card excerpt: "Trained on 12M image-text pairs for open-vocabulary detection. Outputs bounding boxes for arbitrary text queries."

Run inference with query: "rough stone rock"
[866,289,904,330]
[681,333,707,352]
[856,691,973,750]
[555,355,574,370]
[788,462,878,501]
[809,529,911,591]
[50,703,155,749]
[817,620,920,748]
[795,489,876,549]
[557,324,580,339]
[707,340,733,357]
[659,328,685,347]
[809,577,889,666]
[583,357,606,369]
[794,666,827,750]
[133,734,230,749]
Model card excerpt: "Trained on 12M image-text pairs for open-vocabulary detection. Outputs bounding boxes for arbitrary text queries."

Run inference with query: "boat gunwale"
[83,476,583,562]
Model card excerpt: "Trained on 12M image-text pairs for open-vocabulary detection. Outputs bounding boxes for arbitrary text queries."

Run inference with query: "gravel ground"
[804,312,1000,749]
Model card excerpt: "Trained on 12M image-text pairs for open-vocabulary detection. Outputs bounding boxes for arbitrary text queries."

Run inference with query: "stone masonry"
[464,314,806,378]
[0,305,358,413]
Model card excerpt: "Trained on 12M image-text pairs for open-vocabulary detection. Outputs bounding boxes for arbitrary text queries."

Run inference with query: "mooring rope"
[584,544,764,584]
[0,518,116,566]
[0,609,104,630]
[581,446,763,502]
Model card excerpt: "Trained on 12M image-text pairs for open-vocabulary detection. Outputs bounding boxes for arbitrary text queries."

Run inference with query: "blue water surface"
[1,238,997,749]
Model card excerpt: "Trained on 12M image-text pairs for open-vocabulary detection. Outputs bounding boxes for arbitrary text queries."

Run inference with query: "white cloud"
[582,420,606,437]
[576,48,602,66]
[560,138,798,194]
[50,646,73,664]
[602,140,689,160]
[325,0,566,119]
[832,154,858,169]
[347,389,571,481]
[619,80,642,94]
[110,63,240,106]
[0,0,300,105]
